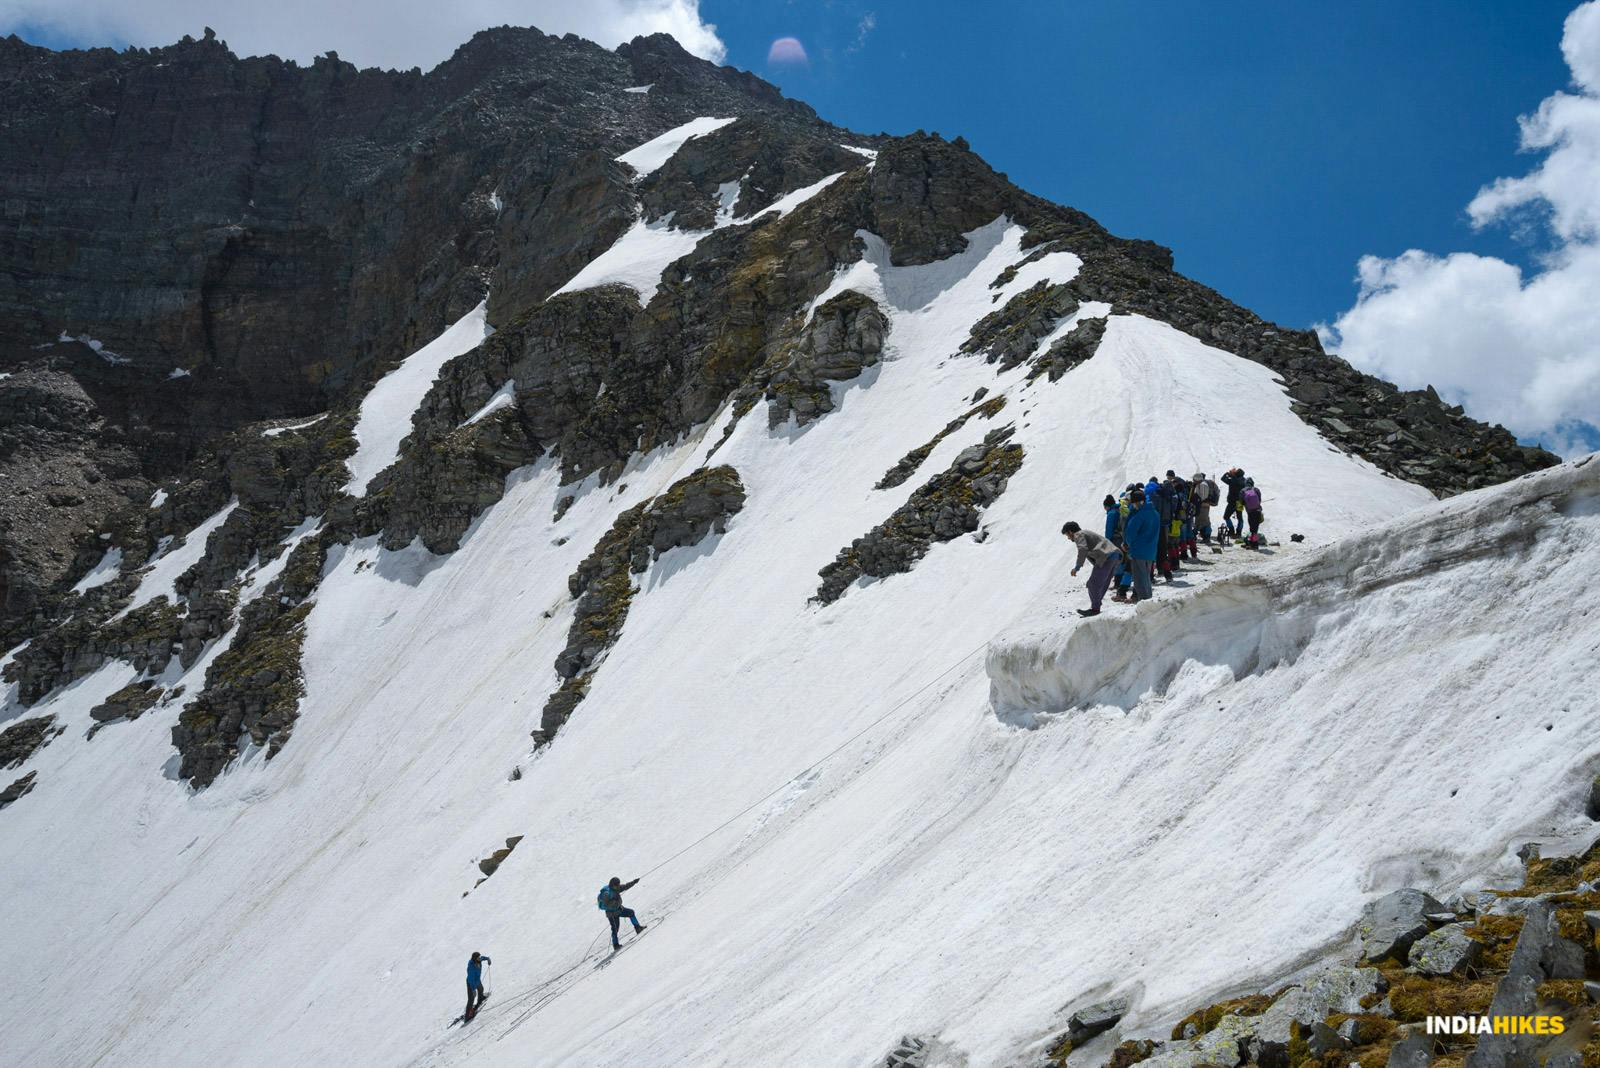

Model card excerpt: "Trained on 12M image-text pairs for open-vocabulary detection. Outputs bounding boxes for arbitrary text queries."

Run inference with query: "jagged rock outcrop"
[0,770,38,809]
[537,465,745,742]
[171,536,328,787]
[88,680,163,730]
[816,427,1022,604]
[1,713,64,768]
[1030,316,1107,382]
[962,281,1079,370]
[757,290,888,428]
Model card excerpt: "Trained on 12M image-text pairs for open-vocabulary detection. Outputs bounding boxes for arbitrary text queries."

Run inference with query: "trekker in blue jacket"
[1122,491,1160,602]
[1103,495,1122,541]
[464,951,492,1022]
[599,876,647,950]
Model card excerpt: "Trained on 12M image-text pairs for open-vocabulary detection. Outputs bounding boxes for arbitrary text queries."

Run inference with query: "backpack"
[1204,479,1219,504]
[597,886,613,911]
[1242,487,1261,510]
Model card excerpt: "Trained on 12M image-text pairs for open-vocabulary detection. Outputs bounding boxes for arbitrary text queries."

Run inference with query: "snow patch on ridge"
[551,214,704,305]
[461,380,516,427]
[345,302,491,496]
[616,116,736,178]
[71,548,123,594]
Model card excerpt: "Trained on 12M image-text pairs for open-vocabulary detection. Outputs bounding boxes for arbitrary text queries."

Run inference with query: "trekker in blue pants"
[1122,490,1160,602]
[599,876,647,949]
[1064,521,1122,617]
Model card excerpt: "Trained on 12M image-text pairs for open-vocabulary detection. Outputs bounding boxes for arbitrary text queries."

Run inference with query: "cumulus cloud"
[0,0,725,70]
[1321,0,1600,456]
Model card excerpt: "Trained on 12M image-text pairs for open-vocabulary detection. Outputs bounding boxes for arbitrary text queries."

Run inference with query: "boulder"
[1067,997,1129,1043]
[1359,889,1445,961]
[1587,775,1600,821]
[1408,923,1483,977]
[1389,1034,1433,1068]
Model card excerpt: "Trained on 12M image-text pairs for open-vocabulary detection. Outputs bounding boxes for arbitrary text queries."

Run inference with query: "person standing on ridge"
[464,951,492,1022]
[1064,521,1122,617]
[1122,489,1159,602]
[599,876,647,950]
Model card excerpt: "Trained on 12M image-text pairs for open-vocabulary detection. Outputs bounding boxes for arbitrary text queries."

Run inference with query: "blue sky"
[704,0,1574,332]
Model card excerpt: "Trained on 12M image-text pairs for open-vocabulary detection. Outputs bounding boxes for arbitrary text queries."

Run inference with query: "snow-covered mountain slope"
[3,207,1595,1065]
[0,90,1591,1068]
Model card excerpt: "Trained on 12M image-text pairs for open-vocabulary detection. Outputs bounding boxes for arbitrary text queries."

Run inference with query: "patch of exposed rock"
[757,290,887,428]
[1,713,64,768]
[816,427,1022,604]
[962,282,1079,370]
[1029,316,1107,382]
[170,535,328,787]
[876,395,1007,490]
[537,466,746,743]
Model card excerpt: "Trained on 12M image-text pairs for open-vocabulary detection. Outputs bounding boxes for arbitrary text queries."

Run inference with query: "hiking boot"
[1077,608,1100,617]
[634,924,647,933]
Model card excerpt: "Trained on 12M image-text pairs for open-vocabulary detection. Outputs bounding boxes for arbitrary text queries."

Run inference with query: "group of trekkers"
[1064,467,1265,617]
[460,875,647,1023]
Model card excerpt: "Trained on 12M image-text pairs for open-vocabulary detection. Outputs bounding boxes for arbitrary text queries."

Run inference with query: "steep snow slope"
[1,213,1594,1068]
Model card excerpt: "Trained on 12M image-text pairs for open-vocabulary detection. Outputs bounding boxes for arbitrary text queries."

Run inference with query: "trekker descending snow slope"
[1122,491,1159,602]
[598,876,647,950]
[1063,521,1122,617]
[464,951,492,1022]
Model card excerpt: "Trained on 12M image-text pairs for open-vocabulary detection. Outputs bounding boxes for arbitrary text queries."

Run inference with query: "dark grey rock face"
[816,427,1022,605]
[0,713,64,768]
[170,534,328,787]
[961,282,1078,370]
[0,27,860,639]
[759,290,887,428]
[0,770,38,809]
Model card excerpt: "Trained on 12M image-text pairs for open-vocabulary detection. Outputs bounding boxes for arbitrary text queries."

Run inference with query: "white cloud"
[1321,1,1600,456]
[850,12,876,54]
[0,0,725,70]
